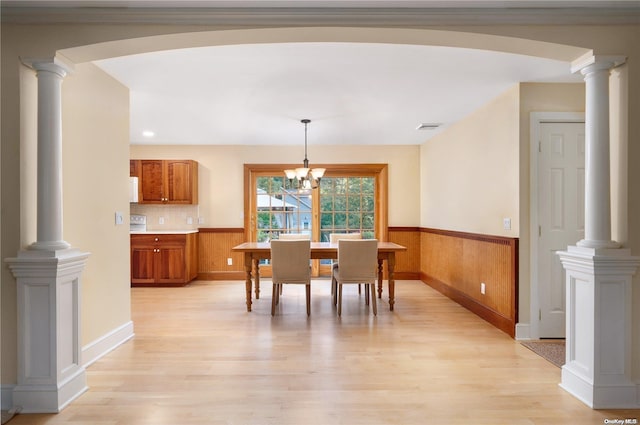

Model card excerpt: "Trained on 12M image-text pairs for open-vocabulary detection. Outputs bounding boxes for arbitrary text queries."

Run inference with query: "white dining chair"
[332,239,378,316]
[270,239,312,316]
[329,233,362,301]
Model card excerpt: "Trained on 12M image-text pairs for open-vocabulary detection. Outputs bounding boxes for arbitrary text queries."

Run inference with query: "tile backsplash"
[130,204,200,231]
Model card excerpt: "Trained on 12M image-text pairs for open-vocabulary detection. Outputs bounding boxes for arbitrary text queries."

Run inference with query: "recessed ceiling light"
[416,123,442,130]
[142,130,155,138]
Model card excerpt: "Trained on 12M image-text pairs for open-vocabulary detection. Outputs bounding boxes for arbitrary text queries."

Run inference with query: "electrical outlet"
[227,258,233,266]
[503,218,511,230]
[481,282,486,295]
[159,217,165,225]
[115,211,124,225]
[187,217,193,225]
[198,217,205,224]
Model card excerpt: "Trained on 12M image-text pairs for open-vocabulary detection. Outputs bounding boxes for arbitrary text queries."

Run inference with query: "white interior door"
[537,122,585,338]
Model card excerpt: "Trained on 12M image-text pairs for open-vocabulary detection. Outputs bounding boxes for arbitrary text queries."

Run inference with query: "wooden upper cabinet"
[130,159,198,204]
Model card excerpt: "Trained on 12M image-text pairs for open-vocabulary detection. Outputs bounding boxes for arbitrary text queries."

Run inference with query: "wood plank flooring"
[9,280,639,424]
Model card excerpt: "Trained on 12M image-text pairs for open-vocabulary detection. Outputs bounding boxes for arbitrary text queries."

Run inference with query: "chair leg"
[332,276,337,306]
[370,283,377,316]
[271,282,277,316]
[358,283,361,294]
[337,284,343,316]
[364,284,370,306]
[306,284,311,316]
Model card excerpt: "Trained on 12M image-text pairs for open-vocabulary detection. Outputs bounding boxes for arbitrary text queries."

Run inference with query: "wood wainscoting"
[196,226,518,337]
[388,227,421,280]
[198,228,246,280]
[420,228,519,337]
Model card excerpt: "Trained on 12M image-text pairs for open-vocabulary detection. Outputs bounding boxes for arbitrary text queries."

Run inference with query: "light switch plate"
[115,211,124,225]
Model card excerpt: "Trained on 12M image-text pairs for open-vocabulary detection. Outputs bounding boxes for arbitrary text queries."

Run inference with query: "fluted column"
[29,59,71,251]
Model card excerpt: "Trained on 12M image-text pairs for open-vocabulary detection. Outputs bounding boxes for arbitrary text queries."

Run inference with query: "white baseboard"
[1,384,16,411]
[515,323,531,340]
[82,320,134,368]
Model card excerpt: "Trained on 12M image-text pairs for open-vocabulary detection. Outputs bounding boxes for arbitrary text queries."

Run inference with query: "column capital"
[571,54,626,75]
[20,56,74,78]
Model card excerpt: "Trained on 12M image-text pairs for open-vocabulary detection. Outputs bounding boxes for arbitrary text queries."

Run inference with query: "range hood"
[129,176,139,203]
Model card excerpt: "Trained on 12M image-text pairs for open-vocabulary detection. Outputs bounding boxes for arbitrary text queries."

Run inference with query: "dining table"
[231,241,407,312]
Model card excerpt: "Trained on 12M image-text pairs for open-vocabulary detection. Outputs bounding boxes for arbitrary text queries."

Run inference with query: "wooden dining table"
[231,241,407,312]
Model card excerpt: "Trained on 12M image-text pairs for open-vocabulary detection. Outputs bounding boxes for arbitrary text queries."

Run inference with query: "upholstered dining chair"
[276,233,311,296]
[279,233,311,240]
[332,239,378,316]
[329,233,362,301]
[270,239,312,316]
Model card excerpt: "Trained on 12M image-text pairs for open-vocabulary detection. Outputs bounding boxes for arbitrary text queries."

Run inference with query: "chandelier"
[284,119,325,190]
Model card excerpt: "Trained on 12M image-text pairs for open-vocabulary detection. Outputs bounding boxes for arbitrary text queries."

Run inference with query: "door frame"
[528,112,584,340]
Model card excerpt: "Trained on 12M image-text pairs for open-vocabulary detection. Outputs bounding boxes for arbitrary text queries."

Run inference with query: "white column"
[558,55,639,409]
[575,57,621,250]
[29,60,71,251]
[5,57,90,413]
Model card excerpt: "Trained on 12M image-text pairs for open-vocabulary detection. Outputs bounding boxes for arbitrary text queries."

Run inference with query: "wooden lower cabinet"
[131,233,198,286]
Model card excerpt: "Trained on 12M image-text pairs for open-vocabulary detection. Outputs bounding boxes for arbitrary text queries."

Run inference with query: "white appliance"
[130,214,146,232]
[129,176,139,203]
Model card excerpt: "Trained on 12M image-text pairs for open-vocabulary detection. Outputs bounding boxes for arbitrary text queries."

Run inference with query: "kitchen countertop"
[130,230,199,235]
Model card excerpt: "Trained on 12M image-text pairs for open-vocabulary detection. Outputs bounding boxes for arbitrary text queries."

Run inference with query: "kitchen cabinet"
[130,159,198,204]
[130,232,198,286]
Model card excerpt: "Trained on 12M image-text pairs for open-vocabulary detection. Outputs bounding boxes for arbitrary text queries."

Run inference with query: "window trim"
[243,163,389,243]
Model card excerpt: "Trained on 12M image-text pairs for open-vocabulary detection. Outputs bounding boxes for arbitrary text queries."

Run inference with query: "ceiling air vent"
[416,123,442,130]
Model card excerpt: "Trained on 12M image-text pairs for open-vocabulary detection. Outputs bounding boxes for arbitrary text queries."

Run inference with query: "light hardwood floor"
[9,280,639,424]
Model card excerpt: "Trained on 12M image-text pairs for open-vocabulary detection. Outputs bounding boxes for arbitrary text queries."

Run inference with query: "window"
[255,176,313,241]
[244,164,388,276]
[319,176,375,241]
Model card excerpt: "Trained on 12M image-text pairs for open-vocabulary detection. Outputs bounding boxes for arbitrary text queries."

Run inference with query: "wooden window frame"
[244,164,389,245]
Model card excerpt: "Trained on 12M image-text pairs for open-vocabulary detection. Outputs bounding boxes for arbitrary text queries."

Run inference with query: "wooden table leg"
[377,259,384,299]
[243,252,253,312]
[388,253,396,311]
[253,258,261,299]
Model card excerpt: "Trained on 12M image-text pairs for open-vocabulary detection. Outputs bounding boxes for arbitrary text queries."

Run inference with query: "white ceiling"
[9,0,625,146]
[94,41,582,146]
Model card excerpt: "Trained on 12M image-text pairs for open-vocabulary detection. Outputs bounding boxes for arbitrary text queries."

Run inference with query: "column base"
[576,239,621,249]
[561,363,639,409]
[12,365,87,413]
[558,245,640,409]
[6,248,90,413]
[28,240,71,251]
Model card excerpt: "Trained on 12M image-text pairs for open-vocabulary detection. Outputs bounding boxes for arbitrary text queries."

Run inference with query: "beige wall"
[62,63,132,346]
[2,21,639,392]
[420,84,520,236]
[420,81,586,328]
[130,144,421,228]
